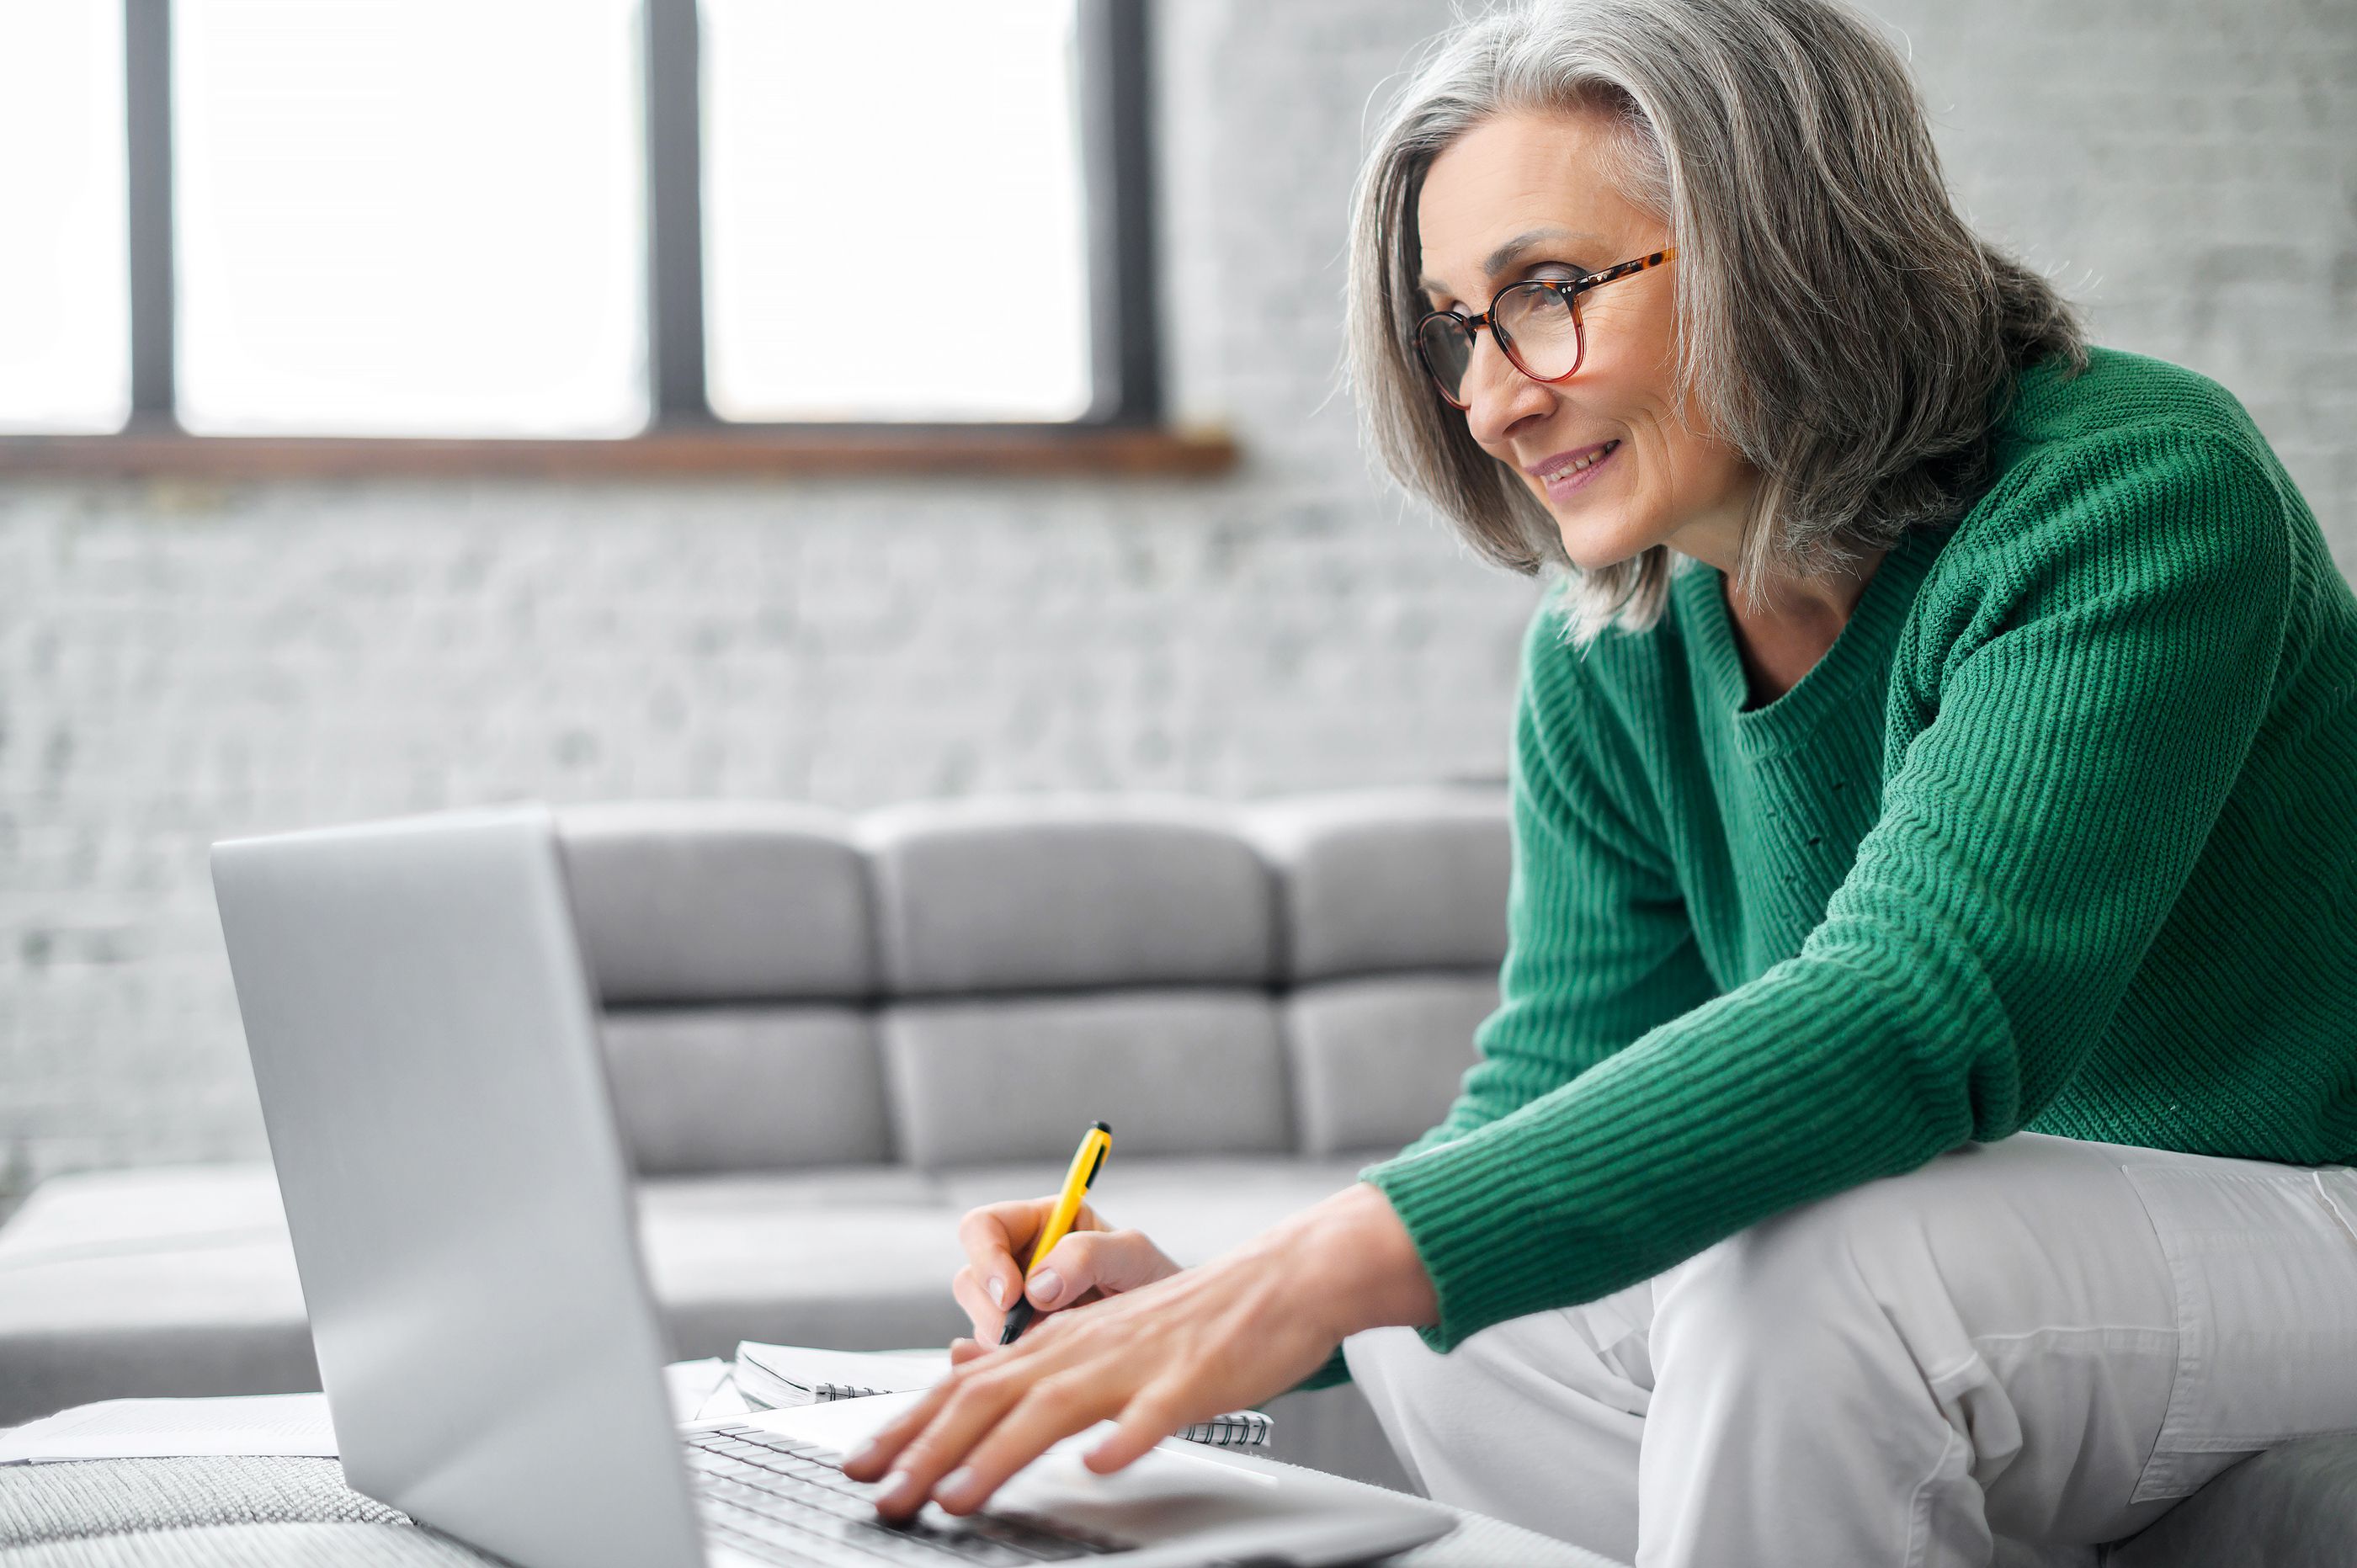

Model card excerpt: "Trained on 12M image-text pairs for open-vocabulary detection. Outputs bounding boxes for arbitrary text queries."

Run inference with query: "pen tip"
[1093,1120,1112,1135]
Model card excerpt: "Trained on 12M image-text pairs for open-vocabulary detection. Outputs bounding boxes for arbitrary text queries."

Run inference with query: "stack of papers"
[0,1395,337,1464]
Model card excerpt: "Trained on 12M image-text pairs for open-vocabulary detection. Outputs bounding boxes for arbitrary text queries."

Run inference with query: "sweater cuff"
[1363,1129,1567,1353]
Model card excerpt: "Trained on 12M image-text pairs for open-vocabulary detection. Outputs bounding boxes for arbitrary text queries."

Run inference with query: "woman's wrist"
[1257,1181,1438,1342]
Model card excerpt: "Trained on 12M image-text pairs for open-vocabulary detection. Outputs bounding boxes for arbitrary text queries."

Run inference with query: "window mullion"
[1077,0,1160,427]
[124,0,176,428]
[644,0,710,426]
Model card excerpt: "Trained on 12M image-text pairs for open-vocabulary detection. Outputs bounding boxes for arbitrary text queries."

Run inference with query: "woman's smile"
[1527,439,1622,502]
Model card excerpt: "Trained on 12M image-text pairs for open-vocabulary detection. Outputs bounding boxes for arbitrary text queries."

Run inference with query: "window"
[0,2,130,433]
[701,0,1091,423]
[173,0,645,436]
[5,0,1171,454]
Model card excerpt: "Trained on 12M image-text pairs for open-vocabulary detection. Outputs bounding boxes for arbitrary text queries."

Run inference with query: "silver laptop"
[212,805,1451,1568]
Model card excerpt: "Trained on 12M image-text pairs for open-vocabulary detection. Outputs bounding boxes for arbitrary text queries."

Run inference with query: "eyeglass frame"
[1413,245,1678,411]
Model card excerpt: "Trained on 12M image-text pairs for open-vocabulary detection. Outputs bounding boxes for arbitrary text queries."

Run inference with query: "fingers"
[838,1373,959,1485]
[856,1353,1106,1522]
[950,1268,1002,1342]
[929,1369,1126,1516]
[1026,1228,1179,1310]
[1085,1382,1196,1474]
[955,1199,1104,1323]
[947,1337,986,1366]
[952,1204,1030,1320]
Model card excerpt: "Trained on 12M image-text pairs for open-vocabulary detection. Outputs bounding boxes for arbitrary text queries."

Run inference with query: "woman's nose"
[1459,333,1553,445]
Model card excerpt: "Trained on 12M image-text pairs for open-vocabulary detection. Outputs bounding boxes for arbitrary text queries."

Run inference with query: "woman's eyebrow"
[1417,226,1610,299]
[1480,226,1604,278]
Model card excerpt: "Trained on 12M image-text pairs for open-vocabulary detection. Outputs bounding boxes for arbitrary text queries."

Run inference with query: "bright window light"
[0,1,130,433]
[701,0,1091,423]
[173,0,646,437]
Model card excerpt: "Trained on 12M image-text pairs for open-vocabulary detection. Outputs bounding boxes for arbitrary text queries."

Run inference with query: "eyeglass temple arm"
[1572,246,1678,295]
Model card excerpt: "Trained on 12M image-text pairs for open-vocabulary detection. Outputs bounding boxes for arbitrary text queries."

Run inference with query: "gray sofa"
[0,789,1511,1490]
[1,788,2349,1568]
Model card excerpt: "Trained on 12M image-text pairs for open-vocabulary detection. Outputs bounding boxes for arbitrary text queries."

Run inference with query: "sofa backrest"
[556,789,1508,1175]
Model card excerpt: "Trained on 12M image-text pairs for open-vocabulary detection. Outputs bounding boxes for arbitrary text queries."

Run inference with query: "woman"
[845,1,2357,1561]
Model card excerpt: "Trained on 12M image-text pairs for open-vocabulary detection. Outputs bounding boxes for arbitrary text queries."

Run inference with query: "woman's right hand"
[950,1197,1183,1347]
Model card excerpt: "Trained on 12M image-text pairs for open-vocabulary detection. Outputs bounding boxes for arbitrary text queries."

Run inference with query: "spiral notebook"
[732,1342,1274,1452]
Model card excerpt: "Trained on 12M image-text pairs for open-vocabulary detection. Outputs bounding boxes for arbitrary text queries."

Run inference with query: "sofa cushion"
[557,801,872,1004]
[635,1173,972,1358]
[1285,973,1494,1156]
[0,1166,313,1426]
[881,991,1291,1167]
[602,1006,894,1173]
[865,796,1275,995]
[1248,790,1509,981]
[2110,1436,2357,1568]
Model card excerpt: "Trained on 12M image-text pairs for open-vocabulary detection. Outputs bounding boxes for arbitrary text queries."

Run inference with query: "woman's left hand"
[841,1181,1437,1521]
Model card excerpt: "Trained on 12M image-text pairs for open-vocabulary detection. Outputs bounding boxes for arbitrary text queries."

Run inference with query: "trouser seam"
[1900,1423,1961,1568]
[2117,1162,2191,1505]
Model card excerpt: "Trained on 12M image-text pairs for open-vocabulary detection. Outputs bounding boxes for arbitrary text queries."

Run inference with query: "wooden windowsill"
[0,423,1239,481]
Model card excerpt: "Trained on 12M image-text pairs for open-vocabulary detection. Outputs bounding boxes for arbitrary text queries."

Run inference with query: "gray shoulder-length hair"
[1348,0,2084,642]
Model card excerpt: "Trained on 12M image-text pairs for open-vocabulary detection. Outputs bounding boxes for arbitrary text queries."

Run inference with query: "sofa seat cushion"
[634,1169,970,1357]
[0,1158,1370,1423]
[0,1166,313,1425]
[2110,1435,2357,1567]
[641,1156,1368,1356]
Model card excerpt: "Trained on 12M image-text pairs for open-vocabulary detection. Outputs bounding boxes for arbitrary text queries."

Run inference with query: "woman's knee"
[1654,1171,1948,1378]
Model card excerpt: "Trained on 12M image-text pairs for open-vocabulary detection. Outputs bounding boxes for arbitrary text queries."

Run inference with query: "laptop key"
[707,1519,843,1568]
[689,1430,1119,1564]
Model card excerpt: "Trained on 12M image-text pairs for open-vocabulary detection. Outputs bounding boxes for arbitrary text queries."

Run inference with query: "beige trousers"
[1344,1133,2357,1568]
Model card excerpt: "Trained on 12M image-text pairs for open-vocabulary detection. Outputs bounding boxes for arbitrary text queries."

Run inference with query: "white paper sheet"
[667,1356,753,1421]
[0,1394,338,1464]
[733,1342,950,1399]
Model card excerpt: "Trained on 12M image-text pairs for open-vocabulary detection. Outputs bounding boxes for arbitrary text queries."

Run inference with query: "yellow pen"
[999,1120,1113,1345]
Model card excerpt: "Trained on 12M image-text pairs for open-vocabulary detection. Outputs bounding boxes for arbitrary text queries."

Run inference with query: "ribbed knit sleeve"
[1365,429,2298,1349]
[1397,606,1721,1162]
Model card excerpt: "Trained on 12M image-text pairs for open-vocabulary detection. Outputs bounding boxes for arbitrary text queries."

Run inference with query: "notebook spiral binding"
[795,1381,1273,1451]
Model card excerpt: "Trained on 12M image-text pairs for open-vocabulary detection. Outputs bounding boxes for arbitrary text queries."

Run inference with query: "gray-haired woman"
[847,2,2357,1561]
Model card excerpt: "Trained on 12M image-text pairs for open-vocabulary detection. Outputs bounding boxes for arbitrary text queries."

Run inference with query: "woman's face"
[1415,109,1757,573]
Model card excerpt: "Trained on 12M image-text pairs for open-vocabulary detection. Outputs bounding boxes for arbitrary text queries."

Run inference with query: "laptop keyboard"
[684,1424,1130,1565]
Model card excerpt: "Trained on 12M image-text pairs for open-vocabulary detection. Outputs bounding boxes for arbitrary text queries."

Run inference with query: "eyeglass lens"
[1418,282,1585,404]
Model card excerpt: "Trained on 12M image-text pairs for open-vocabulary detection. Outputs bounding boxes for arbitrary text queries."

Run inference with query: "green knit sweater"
[1363,346,2357,1353]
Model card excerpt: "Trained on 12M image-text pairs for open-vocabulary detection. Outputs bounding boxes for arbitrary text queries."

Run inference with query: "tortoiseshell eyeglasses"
[1413,246,1677,410]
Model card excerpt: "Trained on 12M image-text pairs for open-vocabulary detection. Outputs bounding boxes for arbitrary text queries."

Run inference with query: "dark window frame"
[0,0,1230,478]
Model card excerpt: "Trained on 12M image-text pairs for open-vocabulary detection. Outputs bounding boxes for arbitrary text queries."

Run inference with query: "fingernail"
[876,1469,918,1511]
[937,1467,976,1508]
[844,1438,880,1470]
[1030,1268,1062,1306]
[986,1275,1005,1308]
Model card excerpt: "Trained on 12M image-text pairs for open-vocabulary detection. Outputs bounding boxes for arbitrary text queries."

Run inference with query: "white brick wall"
[3,0,2351,1193]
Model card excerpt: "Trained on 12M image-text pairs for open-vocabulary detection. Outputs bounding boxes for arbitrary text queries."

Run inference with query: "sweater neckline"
[1684,526,1939,757]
